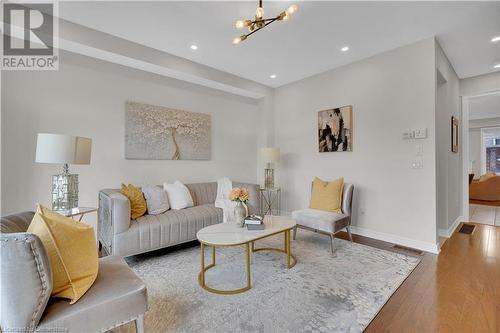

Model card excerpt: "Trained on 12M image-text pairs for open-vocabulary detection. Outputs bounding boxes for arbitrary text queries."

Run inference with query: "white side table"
[259,188,281,216]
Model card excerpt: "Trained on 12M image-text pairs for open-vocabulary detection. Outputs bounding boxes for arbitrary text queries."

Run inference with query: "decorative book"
[244,215,263,225]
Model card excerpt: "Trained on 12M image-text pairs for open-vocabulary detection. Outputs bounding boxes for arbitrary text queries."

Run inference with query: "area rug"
[113,232,420,333]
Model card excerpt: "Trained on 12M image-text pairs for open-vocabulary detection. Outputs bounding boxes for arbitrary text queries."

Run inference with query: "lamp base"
[264,168,274,189]
[52,173,79,211]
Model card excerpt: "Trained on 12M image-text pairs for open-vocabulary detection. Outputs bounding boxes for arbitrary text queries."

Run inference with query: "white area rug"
[114,231,420,333]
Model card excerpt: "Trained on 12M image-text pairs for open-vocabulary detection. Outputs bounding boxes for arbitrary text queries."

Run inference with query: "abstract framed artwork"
[451,116,459,153]
[318,105,352,152]
[125,101,211,160]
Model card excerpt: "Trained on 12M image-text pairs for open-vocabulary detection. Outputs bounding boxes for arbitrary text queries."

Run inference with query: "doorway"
[461,91,500,226]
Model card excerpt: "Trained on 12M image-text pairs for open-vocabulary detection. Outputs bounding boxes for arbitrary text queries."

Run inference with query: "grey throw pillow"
[142,185,170,215]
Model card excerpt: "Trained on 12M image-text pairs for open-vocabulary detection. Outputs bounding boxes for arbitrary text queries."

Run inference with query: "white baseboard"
[349,226,440,254]
[438,216,463,238]
[284,211,440,254]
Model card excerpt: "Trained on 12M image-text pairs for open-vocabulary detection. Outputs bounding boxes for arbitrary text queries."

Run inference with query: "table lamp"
[259,147,280,189]
[35,133,92,211]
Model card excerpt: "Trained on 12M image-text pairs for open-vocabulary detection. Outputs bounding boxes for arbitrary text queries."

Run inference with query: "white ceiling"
[58,1,500,88]
[469,94,500,120]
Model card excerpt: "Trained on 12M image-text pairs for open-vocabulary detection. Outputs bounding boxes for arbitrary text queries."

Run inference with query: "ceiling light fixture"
[491,36,500,42]
[190,45,198,50]
[270,74,277,79]
[233,0,298,45]
[494,63,500,69]
[341,46,349,52]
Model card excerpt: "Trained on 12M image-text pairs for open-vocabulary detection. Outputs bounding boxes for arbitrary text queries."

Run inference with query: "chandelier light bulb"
[287,4,298,15]
[282,12,290,20]
[235,20,245,29]
[256,6,264,19]
[233,35,247,45]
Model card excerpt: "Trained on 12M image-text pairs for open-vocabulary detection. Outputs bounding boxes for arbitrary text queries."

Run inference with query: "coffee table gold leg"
[246,242,251,288]
[200,242,205,286]
[212,245,216,265]
[286,230,291,268]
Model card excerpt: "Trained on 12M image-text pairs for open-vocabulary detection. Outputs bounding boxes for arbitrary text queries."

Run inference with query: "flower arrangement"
[229,187,250,203]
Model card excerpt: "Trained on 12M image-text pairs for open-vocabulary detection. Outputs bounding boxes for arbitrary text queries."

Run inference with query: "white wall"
[273,38,438,252]
[435,41,461,237]
[2,52,263,215]
[460,72,500,96]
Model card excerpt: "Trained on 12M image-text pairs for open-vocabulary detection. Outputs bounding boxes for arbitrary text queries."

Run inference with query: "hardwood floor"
[336,223,499,332]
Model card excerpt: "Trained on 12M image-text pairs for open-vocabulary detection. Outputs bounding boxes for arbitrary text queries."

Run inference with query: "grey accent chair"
[1,211,148,333]
[99,182,260,257]
[291,183,354,253]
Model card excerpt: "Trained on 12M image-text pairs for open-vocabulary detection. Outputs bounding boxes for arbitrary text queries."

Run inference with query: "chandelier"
[233,0,298,44]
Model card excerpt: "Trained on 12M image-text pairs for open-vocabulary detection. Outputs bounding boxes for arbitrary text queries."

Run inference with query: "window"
[482,127,500,175]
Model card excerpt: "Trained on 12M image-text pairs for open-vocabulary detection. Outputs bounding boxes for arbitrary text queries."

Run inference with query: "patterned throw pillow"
[121,184,147,219]
[142,185,170,215]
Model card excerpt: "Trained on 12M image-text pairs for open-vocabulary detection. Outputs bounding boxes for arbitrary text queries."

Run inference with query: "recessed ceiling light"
[341,46,349,52]
[190,45,198,50]
[270,74,277,79]
[491,36,500,42]
[494,63,500,69]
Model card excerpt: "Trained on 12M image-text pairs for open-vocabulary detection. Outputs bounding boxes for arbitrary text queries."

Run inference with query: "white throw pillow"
[163,181,194,210]
[142,185,169,215]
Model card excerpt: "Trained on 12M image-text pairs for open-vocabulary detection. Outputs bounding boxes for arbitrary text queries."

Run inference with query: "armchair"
[291,183,354,253]
[1,211,147,333]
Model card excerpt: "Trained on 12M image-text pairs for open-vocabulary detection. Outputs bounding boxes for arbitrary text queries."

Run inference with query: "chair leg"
[135,314,144,333]
[293,226,297,240]
[330,234,335,253]
[346,226,353,243]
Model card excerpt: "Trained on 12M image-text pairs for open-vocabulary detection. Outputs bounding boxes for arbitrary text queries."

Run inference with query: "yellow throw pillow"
[309,177,344,213]
[27,205,98,304]
[121,184,147,219]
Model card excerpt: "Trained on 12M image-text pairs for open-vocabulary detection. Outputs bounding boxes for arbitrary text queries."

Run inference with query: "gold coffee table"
[196,215,297,295]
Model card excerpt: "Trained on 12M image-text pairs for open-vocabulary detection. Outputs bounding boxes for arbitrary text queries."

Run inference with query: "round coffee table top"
[196,215,296,246]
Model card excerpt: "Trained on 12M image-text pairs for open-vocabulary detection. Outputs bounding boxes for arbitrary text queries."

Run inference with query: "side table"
[57,206,98,222]
[259,188,281,216]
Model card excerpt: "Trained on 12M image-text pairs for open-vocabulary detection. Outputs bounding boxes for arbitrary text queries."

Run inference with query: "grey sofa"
[0,211,148,333]
[99,182,260,257]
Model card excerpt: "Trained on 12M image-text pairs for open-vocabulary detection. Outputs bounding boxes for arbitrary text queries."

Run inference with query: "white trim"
[286,210,440,254]
[438,215,462,238]
[461,90,500,227]
[349,226,440,254]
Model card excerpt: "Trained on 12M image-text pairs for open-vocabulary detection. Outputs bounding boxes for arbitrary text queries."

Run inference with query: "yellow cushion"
[121,184,147,219]
[309,177,344,213]
[27,205,98,304]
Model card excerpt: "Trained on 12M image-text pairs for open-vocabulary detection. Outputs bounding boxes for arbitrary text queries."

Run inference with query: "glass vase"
[233,201,247,227]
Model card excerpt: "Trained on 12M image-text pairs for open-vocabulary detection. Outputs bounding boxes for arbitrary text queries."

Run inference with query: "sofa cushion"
[142,185,169,215]
[113,204,222,256]
[310,177,344,213]
[37,256,147,333]
[121,184,147,219]
[292,208,349,234]
[163,181,194,210]
[28,205,98,304]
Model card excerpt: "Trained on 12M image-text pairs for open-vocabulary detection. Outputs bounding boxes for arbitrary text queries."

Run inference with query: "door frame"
[461,90,500,221]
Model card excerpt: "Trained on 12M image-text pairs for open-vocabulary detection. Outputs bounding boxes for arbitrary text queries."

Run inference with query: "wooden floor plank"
[348,223,500,333]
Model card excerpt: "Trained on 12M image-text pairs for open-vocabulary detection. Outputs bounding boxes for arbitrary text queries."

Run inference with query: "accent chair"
[291,183,354,253]
[0,211,147,333]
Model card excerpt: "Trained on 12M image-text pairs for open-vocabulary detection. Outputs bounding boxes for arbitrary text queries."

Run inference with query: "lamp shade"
[259,147,280,163]
[35,133,92,165]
